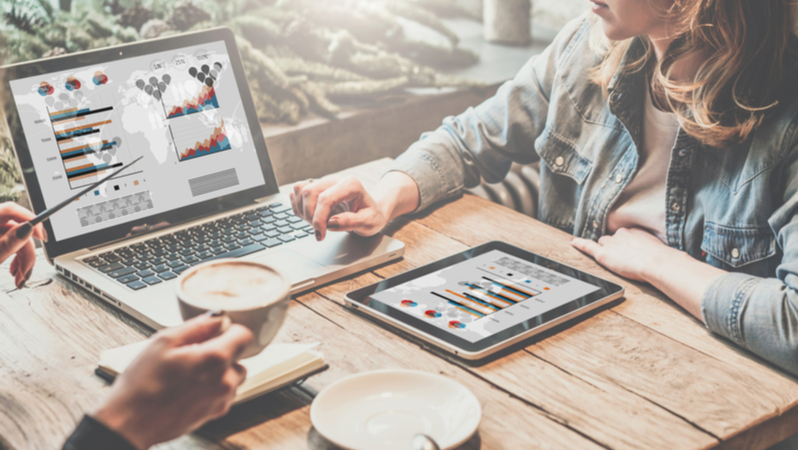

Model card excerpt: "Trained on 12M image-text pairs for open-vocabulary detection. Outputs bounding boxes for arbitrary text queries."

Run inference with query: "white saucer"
[310,370,481,450]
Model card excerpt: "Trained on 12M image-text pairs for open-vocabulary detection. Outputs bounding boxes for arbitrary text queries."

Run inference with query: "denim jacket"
[389,15,798,374]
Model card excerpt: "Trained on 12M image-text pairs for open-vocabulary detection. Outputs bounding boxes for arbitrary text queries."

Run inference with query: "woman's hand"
[570,227,667,282]
[0,203,47,289]
[289,171,421,242]
[290,176,390,241]
[93,313,254,450]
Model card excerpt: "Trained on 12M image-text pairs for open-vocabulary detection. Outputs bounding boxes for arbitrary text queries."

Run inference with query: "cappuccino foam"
[180,261,286,310]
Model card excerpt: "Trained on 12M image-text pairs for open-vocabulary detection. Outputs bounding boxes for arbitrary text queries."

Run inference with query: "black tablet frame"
[347,241,624,353]
[0,27,279,260]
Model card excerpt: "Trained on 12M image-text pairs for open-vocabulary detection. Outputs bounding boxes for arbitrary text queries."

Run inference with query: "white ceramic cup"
[176,258,290,359]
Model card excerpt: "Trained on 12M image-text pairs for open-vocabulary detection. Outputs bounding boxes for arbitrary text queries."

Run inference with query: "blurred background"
[0,0,587,213]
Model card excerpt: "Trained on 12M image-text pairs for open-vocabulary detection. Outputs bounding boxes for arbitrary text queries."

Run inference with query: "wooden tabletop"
[0,158,796,450]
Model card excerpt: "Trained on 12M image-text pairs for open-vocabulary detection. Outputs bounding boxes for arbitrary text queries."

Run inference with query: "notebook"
[97,341,327,404]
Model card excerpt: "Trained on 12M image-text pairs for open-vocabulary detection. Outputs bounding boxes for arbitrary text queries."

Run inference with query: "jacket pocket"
[701,222,777,269]
[535,127,593,185]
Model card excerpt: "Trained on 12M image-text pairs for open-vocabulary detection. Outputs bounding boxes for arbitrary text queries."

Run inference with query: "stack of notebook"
[97,341,326,403]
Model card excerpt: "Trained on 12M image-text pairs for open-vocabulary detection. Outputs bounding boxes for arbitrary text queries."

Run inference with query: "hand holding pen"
[5,156,143,289]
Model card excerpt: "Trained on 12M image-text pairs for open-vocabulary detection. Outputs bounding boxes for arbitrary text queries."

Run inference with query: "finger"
[327,209,379,236]
[570,237,603,258]
[159,312,229,347]
[14,239,36,289]
[231,362,247,386]
[598,235,612,246]
[312,178,362,241]
[0,203,36,227]
[0,222,36,264]
[292,180,312,220]
[193,324,254,367]
[9,255,19,278]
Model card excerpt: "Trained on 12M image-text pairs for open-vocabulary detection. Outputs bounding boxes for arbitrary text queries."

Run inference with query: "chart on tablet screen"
[370,250,600,343]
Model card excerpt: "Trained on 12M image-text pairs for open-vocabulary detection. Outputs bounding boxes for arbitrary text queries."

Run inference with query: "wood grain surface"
[0,158,795,450]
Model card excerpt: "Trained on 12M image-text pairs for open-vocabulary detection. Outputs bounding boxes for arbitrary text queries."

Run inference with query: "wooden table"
[0,158,796,450]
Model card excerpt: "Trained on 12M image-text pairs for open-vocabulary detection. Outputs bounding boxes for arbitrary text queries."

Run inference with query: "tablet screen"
[370,249,600,343]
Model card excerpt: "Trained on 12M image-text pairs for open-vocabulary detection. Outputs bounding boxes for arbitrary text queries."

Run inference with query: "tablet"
[345,241,624,359]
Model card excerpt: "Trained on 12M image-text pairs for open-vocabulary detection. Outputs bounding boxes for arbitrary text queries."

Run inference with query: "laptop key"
[118,274,139,284]
[259,210,273,217]
[152,264,170,272]
[294,232,310,239]
[275,220,289,227]
[134,261,151,270]
[142,276,162,285]
[151,257,167,265]
[158,271,177,280]
[212,246,227,255]
[206,242,266,262]
[173,265,190,274]
[127,280,148,290]
[197,250,214,259]
[137,269,155,278]
[277,226,293,234]
[123,258,138,266]
[238,238,253,246]
[180,248,194,256]
[287,216,303,223]
[103,254,122,263]
[224,242,240,250]
[261,217,276,224]
[250,233,267,242]
[263,238,283,248]
[166,253,181,261]
[167,260,184,268]
[98,262,124,273]
[278,235,295,243]
[265,230,280,238]
[274,213,289,220]
[269,202,283,208]
[272,205,292,213]
[109,266,137,278]
[291,222,307,230]
[85,258,107,268]
[183,255,200,265]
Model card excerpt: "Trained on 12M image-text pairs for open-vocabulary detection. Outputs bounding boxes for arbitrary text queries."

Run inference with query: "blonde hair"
[590,0,796,148]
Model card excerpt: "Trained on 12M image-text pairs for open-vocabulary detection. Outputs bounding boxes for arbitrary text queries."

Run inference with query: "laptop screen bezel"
[0,27,280,260]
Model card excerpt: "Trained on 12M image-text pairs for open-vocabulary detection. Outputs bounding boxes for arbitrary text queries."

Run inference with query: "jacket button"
[731,248,740,259]
[678,149,687,157]
[555,156,564,167]
[615,174,623,183]
[592,220,599,229]
[671,202,680,211]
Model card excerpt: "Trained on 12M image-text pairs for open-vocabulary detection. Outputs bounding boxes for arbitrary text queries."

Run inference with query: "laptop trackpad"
[252,249,325,285]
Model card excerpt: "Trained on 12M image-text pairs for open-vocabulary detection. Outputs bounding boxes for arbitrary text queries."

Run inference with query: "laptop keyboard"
[81,202,313,290]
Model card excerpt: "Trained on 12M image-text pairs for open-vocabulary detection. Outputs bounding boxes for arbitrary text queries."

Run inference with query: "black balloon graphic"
[149,77,158,86]
[144,85,153,95]
[214,62,223,71]
[188,67,197,77]
[158,82,166,92]
[161,74,171,84]
[153,90,161,100]
[196,72,205,82]
[205,78,213,87]
[201,64,209,74]
[135,79,145,90]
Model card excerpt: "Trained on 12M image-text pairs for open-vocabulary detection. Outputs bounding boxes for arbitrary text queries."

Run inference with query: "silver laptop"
[0,28,404,329]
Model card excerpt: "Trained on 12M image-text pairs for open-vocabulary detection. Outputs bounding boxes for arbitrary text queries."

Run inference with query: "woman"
[291,0,797,373]
[0,204,253,448]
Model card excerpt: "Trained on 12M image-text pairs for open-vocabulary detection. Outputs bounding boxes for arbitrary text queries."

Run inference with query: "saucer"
[310,370,481,450]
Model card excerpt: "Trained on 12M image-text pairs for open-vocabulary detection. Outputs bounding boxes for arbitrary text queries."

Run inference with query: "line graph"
[171,114,231,162]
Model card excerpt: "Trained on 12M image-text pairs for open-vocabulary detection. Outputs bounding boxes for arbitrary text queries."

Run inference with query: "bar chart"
[431,276,539,318]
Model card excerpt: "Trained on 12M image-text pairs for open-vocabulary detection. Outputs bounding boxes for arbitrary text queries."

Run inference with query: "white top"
[606,88,679,244]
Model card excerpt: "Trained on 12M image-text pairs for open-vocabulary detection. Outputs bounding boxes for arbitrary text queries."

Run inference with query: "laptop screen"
[8,39,266,242]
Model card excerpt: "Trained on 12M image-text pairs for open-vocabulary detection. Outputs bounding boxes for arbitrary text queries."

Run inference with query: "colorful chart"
[167,85,219,118]
[400,300,417,307]
[431,276,539,319]
[38,81,54,96]
[65,76,81,91]
[424,310,441,318]
[178,119,231,161]
[448,320,466,329]
[92,71,108,85]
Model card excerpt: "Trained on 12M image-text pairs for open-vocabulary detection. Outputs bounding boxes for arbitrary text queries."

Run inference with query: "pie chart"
[400,300,417,307]
[424,310,441,318]
[448,320,466,329]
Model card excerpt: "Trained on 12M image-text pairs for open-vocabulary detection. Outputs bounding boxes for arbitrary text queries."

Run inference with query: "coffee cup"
[176,258,290,359]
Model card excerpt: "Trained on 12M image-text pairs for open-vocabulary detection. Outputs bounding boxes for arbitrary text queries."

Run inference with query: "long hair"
[590,0,796,148]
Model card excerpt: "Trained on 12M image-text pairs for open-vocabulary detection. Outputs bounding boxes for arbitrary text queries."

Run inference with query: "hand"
[570,227,669,282]
[290,176,390,241]
[0,203,47,289]
[93,313,254,450]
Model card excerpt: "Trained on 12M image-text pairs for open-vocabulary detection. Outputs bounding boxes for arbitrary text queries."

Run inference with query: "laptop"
[0,27,405,329]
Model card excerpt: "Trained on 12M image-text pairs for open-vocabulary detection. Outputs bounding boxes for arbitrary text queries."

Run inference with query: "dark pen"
[15,156,144,239]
